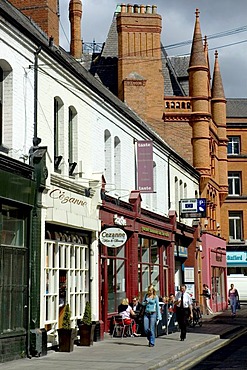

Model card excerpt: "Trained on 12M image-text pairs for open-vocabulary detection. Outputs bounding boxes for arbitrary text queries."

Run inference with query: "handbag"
[138,304,146,318]
[236,300,241,310]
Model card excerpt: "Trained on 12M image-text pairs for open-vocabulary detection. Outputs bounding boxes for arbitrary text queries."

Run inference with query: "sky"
[59,0,247,98]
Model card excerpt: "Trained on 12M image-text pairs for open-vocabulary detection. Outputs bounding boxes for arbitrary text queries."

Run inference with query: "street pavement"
[2,305,247,370]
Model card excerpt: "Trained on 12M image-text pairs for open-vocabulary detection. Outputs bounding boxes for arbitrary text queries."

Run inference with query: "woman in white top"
[118,298,140,336]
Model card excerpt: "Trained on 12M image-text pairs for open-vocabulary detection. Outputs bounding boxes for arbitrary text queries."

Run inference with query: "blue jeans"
[143,312,157,345]
[230,296,237,314]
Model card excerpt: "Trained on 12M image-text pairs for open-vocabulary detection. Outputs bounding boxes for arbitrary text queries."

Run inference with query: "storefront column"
[168,211,176,293]
[128,232,139,300]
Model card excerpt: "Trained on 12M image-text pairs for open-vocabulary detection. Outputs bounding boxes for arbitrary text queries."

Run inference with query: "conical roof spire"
[189,9,207,67]
[212,51,225,99]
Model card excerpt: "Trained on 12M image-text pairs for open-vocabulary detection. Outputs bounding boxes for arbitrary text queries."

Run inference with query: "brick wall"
[8,0,59,45]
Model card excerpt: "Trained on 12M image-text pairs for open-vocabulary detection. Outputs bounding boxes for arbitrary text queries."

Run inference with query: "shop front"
[201,233,228,312]
[0,155,35,362]
[40,175,101,346]
[99,190,175,333]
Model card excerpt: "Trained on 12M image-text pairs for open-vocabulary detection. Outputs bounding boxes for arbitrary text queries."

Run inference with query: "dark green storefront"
[0,154,36,362]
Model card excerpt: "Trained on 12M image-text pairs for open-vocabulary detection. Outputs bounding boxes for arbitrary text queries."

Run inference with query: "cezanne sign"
[99,227,127,248]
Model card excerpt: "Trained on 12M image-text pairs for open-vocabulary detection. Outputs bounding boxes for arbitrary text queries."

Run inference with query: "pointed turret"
[69,0,83,59]
[188,9,210,191]
[211,51,228,204]
[204,36,211,113]
[189,9,207,68]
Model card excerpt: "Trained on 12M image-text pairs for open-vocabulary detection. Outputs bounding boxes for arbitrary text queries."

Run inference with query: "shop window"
[228,172,241,196]
[43,238,90,328]
[0,205,28,334]
[138,237,161,298]
[107,245,126,312]
[227,136,240,155]
[229,211,242,242]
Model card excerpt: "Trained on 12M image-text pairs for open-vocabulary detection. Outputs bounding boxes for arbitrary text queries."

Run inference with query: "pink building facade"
[202,233,228,313]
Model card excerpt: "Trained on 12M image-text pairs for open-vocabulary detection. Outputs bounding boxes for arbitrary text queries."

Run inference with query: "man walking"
[175,285,193,341]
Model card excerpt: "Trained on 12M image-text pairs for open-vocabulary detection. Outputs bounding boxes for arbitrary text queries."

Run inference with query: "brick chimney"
[117,4,164,123]
[9,0,60,45]
[69,0,83,59]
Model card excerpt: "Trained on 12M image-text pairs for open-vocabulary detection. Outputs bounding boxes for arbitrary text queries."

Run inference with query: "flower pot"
[58,328,77,352]
[78,324,96,346]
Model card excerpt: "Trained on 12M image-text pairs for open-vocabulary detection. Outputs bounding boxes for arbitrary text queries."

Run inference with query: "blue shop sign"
[227,251,247,266]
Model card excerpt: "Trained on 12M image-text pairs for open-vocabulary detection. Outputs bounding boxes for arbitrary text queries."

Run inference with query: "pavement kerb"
[146,334,221,370]
[152,327,247,370]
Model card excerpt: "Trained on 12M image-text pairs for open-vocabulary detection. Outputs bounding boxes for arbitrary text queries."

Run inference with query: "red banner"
[137,140,153,193]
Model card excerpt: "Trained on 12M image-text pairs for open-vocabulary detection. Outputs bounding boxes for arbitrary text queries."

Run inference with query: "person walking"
[142,284,162,347]
[202,284,214,315]
[175,284,193,341]
[228,283,239,317]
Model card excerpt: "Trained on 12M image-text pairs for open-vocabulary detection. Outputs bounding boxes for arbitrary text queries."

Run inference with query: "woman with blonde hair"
[142,285,162,347]
[118,298,140,336]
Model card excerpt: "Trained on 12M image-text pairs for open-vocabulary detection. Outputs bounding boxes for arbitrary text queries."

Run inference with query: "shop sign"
[141,226,169,238]
[227,251,247,265]
[99,227,127,248]
[180,198,206,218]
[137,140,153,193]
[178,245,188,258]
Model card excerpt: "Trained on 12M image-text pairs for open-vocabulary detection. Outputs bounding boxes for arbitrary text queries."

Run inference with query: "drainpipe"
[33,46,42,146]
[167,154,171,210]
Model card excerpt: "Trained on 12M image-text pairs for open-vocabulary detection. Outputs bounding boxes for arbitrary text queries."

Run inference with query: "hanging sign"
[99,227,127,248]
[180,198,206,218]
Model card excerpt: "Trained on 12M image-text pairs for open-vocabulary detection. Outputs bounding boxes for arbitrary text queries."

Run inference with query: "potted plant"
[58,304,77,352]
[78,301,96,346]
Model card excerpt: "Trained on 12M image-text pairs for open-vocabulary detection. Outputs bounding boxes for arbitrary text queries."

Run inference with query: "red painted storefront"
[99,190,195,332]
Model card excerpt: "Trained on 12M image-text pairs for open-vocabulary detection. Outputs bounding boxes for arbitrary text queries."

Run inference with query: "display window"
[138,237,161,298]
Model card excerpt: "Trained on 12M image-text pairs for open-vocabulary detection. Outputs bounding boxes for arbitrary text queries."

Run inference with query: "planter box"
[58,328,77,352]
[78,324,96,346]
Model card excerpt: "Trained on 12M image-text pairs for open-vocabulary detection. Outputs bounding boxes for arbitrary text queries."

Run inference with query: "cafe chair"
[112,315,133,338]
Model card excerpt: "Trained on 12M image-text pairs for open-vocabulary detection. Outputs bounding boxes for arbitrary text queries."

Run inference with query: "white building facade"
[0,0,199,351]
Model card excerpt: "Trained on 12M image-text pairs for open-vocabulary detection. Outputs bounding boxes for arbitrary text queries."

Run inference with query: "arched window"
[54,97,64,172]
[179,179,183,200]
[175,177,178,214]
[0,67,3,145]
[184,183,187,198]
[0,61,13,152]
[104,130,112,184]
[114,136,121,190]
[68,106,77,163]
[153,162,157,210]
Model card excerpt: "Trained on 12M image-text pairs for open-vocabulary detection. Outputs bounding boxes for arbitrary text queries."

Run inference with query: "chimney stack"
[69,0,83,59]
[8,0,60,45]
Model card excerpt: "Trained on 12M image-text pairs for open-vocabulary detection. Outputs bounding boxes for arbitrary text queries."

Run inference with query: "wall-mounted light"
[84,188,91,197]
[54,155,63,170]
[216,223,220,229]
[69,162,77,176]
[204,219,208,227]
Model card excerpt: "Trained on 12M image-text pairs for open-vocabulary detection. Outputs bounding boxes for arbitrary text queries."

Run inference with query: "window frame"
[227,136,240,155]
[229,211,243,242]
[228,172,241,196]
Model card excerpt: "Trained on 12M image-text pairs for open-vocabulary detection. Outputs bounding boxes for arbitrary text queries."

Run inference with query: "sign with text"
[137,140,153,193]
[99,227,127,248]
[180,198,206,218]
